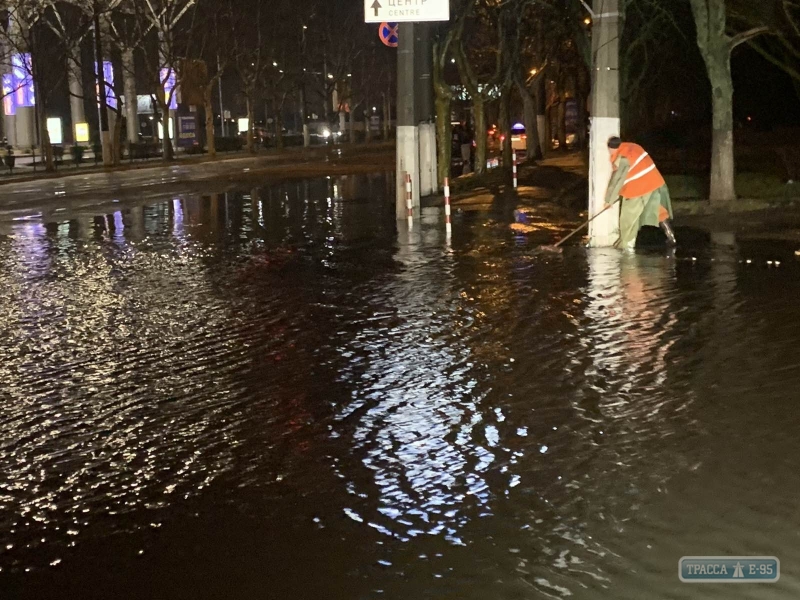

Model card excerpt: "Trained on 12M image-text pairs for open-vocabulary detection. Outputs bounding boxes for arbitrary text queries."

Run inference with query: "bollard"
[444,177,452,237]
[512,151,518,189]
[405,173,413,230]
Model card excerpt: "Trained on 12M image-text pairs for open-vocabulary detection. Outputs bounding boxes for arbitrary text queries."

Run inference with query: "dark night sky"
[733,47,800,127]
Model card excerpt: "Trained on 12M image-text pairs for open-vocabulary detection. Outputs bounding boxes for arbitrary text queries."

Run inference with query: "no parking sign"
[379,22,399,47]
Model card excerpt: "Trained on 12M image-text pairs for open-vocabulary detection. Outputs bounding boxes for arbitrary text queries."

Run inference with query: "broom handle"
[554,201,618,248]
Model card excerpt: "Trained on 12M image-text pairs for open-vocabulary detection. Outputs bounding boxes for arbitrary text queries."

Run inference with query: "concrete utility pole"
[587,0,621,247]
[415,23,437,197]
[396,22,420,220]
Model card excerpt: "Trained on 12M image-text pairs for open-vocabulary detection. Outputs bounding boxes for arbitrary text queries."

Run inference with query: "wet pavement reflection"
[1,173,800,599]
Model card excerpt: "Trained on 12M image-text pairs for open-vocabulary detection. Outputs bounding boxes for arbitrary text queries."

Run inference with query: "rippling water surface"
[2,174,800,599]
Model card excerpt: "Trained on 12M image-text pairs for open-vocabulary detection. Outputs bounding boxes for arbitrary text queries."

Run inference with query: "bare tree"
[433,28,456,186]
[452,0,505,176]
[228,0,274,153]
[688,0,769,204]
[122,0,196,161]
[0,1,96,170]
[189,0,230,158]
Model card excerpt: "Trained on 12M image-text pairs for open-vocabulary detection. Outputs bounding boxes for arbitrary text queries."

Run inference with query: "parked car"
[308,121,342,143]
[511,123,527,151]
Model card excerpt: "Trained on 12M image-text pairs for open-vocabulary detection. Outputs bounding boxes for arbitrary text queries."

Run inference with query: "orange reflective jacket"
[611,143,666,199]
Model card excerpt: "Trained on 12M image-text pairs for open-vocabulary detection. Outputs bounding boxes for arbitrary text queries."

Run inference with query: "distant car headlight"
[322,129,331,138]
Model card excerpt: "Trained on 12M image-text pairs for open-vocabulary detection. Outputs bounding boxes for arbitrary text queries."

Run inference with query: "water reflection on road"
[1,173,800,599]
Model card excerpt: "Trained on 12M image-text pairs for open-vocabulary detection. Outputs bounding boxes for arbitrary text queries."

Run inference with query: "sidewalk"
[0,142,394,208]
[424,152,588,211]
[0,142,392,186]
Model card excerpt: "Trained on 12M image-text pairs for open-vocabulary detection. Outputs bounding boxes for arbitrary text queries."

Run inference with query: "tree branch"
[730,25,770,49]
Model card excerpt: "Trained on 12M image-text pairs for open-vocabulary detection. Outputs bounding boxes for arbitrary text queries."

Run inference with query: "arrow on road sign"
[371,0,381,16]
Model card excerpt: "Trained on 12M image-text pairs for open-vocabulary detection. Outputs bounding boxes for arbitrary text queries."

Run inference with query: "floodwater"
[1,173,800,600]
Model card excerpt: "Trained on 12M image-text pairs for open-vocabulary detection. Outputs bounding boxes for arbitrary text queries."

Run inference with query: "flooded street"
[2,172,800,599]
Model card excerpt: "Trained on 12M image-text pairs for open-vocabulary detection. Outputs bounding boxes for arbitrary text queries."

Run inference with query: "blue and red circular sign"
[379,22,399,48]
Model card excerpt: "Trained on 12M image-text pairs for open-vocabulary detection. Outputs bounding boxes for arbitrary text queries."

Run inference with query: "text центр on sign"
[364,0,450,23]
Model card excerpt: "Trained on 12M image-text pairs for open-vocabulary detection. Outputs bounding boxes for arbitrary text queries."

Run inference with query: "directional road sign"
[365,0,450,23]
[379,22,399,47]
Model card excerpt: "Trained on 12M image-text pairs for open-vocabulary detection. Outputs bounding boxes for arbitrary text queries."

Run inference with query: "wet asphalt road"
[1,173,800,599]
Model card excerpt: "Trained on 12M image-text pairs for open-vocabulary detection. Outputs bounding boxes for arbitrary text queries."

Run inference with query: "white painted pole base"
[396,124,420,221]
[512,151,518,189]
[588,116,621,248]
[444,177,452,238]
[405,173,414,230]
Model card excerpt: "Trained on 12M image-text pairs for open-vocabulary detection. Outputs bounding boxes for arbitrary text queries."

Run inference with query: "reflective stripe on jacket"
[611,143,666,199]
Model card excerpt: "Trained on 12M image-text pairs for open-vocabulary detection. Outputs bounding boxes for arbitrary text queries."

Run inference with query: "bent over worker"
[604,137,676,249]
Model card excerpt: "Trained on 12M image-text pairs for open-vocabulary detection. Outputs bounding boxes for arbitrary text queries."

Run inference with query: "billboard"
[12,54,35,108]
[95,61,116,109]
[161,68,178,110]
[3,53,36,114]
[2,73,15,116]
[177,116,197,148]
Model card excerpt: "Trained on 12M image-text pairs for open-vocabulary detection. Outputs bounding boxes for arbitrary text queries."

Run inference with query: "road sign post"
[367,0,447,225]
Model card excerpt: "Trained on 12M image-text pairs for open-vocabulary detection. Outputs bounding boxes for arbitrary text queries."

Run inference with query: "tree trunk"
[557,95,567,151]
[299,87,310,148]
[435,92,452,187]
[204,85,216,158]
[575,93,588,150]
[544,104,553,156]
[690,0,737,204]
[433,34,455,186]
[519,83,542,161]
[275,112,284,150]
[364,110,371,143]
[709,73,735,204]
[472,96,486,175]
[349,106,357,144]
[499,87,512,174]
[112,109,123,165]
[38,106,54,172]
[157,99,174,161]
[246,96,255,153]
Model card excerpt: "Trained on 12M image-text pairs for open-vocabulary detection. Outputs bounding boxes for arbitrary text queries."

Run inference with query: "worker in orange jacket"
[603,137,676,249]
